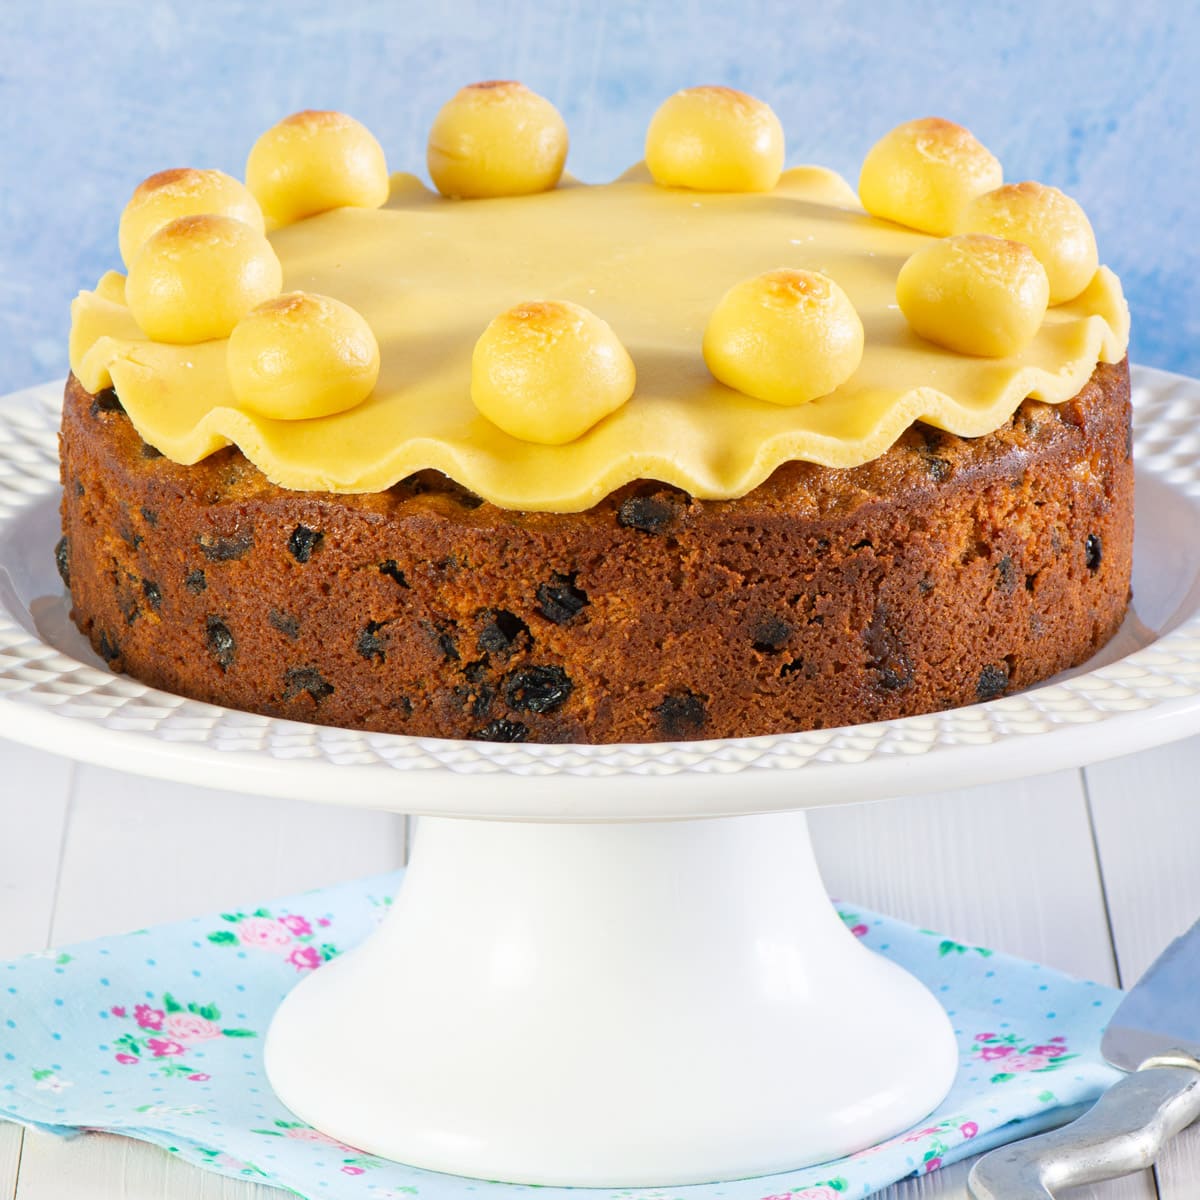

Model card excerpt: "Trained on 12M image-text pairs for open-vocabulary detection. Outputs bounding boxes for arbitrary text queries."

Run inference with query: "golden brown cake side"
[57,360,1133,744]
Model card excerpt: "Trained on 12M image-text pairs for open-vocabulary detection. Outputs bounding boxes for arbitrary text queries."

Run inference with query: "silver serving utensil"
[968,919,1200,1198]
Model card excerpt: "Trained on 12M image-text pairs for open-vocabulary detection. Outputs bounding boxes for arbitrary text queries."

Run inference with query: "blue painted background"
[1,0,1196,387]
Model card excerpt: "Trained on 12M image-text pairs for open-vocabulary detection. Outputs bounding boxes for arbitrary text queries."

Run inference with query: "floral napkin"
[0,870,1122,1199]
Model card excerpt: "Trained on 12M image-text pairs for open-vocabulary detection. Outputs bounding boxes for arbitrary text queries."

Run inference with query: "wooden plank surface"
[4,737,1193,1199]
[0,745,75,1200]
[1086,735,1200,1200]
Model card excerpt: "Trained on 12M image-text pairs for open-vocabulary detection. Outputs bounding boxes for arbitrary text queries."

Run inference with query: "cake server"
[968,917,1200,1198]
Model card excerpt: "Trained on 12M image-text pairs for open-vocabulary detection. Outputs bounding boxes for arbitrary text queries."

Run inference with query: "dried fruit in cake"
[957,182,1099,305]
[645,86,784,192]
[227,292,380,420]
[896,234,1050,357]
[859,117,1002,236]
[471,301,636,444]
[125,215,283,344]
[246,110,389,229]
[703,269,864,404]
[118,168,265,269]
[427,81,568,199]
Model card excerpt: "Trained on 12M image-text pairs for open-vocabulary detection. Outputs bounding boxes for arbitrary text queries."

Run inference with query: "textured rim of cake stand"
[3,367,1200,819]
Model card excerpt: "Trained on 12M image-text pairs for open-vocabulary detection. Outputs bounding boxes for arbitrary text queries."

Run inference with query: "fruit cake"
[58,85,1132,744]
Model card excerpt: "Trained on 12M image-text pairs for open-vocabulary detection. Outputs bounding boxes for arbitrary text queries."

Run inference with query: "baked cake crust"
[57,360,1133,744]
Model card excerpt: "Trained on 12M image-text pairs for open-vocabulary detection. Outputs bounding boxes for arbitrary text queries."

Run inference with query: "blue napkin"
[0,870,1121,1198]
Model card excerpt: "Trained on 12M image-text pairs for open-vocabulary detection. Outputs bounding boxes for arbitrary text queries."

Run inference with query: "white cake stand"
[4,368,1200,1186]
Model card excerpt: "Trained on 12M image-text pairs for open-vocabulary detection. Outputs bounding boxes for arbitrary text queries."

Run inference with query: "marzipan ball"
[896,234,1050,357]
[645,86,784,192]
[471,300,636,444]
[126,215,283,344]
[703,268,864,405]
[246,110,389,229]
[958,181,1099,305]
[227,292,381,420]
[859,117,1002,236]
[428,81,568,199]
[118,168,265,269]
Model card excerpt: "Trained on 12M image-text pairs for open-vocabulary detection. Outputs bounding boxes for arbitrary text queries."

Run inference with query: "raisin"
[1085,534,1102,571]
[924,456,951,482]
[996,556,1017,594]
[976,663,1010,701]
[438,632,460,662]
[654,691,707,737]
[283,666,335,704]
[198,532,253,562]
[478,610,529,655]
[468,718,529,743]
[357,621,387,662]
[536,574,589,624]
[751,616,791,653]
[90,387,123,417]
[120,523,143,550]
[140,442,163,459]
[74,479,85,497]
[779,658,805,678]
[97,630,120,662]
[617,493,680,534]
[185,568,207,594]
[456,676,496,718]
[205,617,236,670]
[504,665,573,714]
[269,609,300,639]
[141,507,159,527]
[379,559,409,588]
[288,525,323,563]
[864,603,913,692]
[142,579,162,612]
[54,537,70,589]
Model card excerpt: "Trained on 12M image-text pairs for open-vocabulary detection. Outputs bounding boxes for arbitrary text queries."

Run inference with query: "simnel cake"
[58,85,1132,744]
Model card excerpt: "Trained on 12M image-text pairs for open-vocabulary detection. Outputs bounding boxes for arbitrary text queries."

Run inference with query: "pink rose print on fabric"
[110,993,256,1078]
[237,916,294,952]
[146,1038,186,1058]
[134,1004,165,1030]
[207,906,339,968]
[974,1033,1076,1083]
[253,1120,385,1175]
[164,1012,223,1043]
[850,1115,977,1170]
[836,910,870,938]
[760,1181,846,1199]
[288,945,322,972]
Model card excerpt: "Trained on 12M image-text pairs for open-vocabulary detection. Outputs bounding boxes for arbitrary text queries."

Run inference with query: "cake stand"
[3,367,1200,1187]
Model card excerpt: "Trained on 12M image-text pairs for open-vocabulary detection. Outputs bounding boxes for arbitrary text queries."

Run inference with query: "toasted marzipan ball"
[471,301,636,444]
[897,234,1050,358]
[118,168,265,269]
[957,181,1099,305]
[126,215,283,344]
[427,81,568,199]
[703,268,864,405]
[227,292,381,420]
[859,118,1002,236]
[645,86,784,193]
[246,110,389,228]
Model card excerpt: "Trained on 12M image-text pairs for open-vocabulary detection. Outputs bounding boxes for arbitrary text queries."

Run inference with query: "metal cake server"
[968,918,1200,1198]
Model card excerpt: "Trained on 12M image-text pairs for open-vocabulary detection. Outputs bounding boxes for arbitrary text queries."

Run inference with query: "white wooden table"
[1,734,1197,1200]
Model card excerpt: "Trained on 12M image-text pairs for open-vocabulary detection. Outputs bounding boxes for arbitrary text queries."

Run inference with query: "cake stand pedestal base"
[265,810,957,1186]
